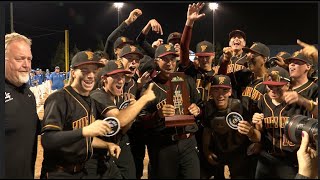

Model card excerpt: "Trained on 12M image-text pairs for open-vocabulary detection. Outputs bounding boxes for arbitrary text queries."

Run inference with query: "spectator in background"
[34,68,44,85]
[49,66,65,91]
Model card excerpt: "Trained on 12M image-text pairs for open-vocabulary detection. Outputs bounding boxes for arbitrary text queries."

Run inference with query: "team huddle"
[4,2,318,179]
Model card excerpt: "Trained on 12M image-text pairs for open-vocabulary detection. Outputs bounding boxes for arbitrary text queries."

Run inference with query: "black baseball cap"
[167,32,181,44]
[114,36,134,49]
[263,66,290,86]
[269,51,291,62]
[71,51,105,68]
[243,42,270,58]
[155,44,179,58]
[195,41,215,57]
[100,60,131,77]
[119,44,144,59]
[285,51,313,65]
[211,75,232,89]
[229,30,246,41]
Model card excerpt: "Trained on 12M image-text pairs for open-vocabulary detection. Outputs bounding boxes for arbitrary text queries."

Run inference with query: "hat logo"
[165,44,172,52]
[218,77,226,84]
[201,45,207,52]
[121,37,127,42]
[292,51,300,58]
[85,51,93,60]
[115,60,123,69]
[130,45,137,52]
[251,43,257,49]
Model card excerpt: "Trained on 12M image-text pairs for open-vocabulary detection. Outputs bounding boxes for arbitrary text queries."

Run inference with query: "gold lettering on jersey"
[242,87,262,101]
[263,116,289,129]
[227,64,245,74]
[156,99,167,110]
[72,116,89,129]
[201,45,207,52]
[85,51,94,60]
[282,134,295,146]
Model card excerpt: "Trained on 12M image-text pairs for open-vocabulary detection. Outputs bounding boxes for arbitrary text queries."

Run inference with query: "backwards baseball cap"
[262,66,290,86]
[100,60,131,77]
[243,42,270,58]
[55,66,60,69]
[211,75,232,89]
[155,44,179,58]
[229,30,246,41]
[71,51,105,68]
[195,41,215,57]
[285,51,313,65]
[119,44,144,59]
[114,36,133,49]
[167,32,181,44]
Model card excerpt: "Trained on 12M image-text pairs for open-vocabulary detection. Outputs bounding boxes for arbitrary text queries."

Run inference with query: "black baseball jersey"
[139,74,201,135]
[257,94,300,163]
[179,63,215,102]
[42,86,97,165]
[291,80,318,117]
[241,76,268,120]
[202,98,249,154]
[5,80,40,178]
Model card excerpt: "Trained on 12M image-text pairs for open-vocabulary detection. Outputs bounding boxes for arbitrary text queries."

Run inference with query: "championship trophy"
[165,72,195,127]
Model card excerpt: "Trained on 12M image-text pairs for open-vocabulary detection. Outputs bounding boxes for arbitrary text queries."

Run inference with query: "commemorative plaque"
[165,72,195,127]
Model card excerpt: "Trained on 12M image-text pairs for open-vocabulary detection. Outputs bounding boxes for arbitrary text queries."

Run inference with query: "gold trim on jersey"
[42,124,62,130]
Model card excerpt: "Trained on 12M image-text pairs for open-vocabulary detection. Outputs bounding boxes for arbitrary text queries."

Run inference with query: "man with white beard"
[4,32,41,178]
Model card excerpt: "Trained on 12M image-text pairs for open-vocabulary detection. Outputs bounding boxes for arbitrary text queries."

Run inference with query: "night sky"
[4,1,318,70]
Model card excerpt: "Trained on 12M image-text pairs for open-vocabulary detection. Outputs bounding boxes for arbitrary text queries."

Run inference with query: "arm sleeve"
[104,21,129,60]
[136,32,155,58]
[180,25,192,68]
[41,129,83,150]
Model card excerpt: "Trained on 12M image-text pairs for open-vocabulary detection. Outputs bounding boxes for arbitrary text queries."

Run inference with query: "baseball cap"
[55,66,60,69]
[167,32,181,44]
[195,41,215,57]
[36,68,40,71]
[100,60,131,77]
[114,36,133,49]
[119,44,144,59]
[242,42,270,58]
[211,75,232,89]
[71,51,105,68]
[269,51,291,62]
[262,66,290,86]
[229,30,246,41]
[155,44,179,58]
[285,51,313,65]
[138,55,159,78]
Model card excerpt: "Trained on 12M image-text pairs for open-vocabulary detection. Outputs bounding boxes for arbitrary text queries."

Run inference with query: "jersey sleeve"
[90,90,117,115]
[42,91,67,132]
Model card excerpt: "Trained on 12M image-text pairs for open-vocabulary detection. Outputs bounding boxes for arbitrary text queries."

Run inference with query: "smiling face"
[288,59,310,79]
[103,73,126,96]
[211,87,232,110]
[229,34,246,51]
[122,53,141,78]
[5,39,32,87]
[71,64,99,96]
[155,54,177,78]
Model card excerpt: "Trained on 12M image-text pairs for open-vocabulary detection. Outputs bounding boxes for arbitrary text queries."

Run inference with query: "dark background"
[4,1,318,70]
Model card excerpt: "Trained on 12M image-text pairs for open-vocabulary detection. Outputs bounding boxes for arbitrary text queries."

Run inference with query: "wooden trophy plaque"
[165,72,195,127]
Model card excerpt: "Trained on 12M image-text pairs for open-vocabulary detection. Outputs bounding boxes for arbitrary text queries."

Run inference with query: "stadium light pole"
[209,2,219,48]
[114,3,124,26]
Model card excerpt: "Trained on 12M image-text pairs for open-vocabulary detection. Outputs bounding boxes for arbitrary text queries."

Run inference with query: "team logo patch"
[85,51,93,60]
[226,112,243,130]
[119,100,131,110]
[103,117,120,137]
[115,60,123,69]
[121,37,127,42]
[292,51,300,58]
[130,45,137,52]
[218,77,226,84]
[200,45,207,52]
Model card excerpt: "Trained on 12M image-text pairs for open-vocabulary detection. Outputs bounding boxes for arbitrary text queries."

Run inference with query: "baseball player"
[238,66,315,179]
[138,44,201,179]
[202,75,251,179]
[41,51,116,179]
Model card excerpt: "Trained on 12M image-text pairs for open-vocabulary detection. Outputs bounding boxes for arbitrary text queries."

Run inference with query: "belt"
[171,133,193,141]
[56,163,85,174]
